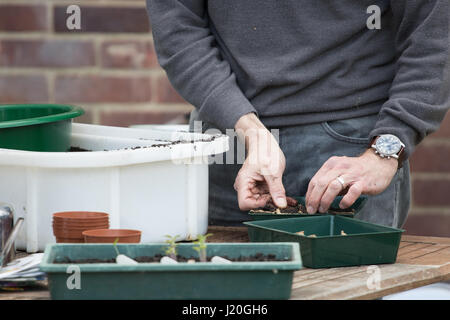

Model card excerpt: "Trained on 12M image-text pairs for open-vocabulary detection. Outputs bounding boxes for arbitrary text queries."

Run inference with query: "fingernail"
[277,197,287,208]
[319,206,325,213]
[307,206,315,214]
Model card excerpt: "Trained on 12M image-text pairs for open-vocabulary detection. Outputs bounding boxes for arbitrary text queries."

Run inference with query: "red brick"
[100,40,158,69]
[54,75,152,103]
[429,111,450,138]
[54,6,150,33]
[413,179,450,206]
[99,110,189,127]
[155,77,187,104]
[0,5,48,31]
[0,40,95,68]
[0,75,48,103]
[404,213,450,237]
[410,144,450,173]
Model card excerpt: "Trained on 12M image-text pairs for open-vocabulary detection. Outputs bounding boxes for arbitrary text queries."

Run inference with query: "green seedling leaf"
[113,238,120,256]
[164,235,180,260]
[193,233,212,262]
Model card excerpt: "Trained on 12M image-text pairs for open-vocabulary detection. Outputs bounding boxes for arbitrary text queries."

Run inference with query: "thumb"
[265,175,287,208]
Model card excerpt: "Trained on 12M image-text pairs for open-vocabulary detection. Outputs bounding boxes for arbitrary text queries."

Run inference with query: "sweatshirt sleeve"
[370,0,450,161]
[146,0,257,131]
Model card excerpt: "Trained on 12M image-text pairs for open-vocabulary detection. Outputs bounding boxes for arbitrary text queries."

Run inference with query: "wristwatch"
[370,134,405,161]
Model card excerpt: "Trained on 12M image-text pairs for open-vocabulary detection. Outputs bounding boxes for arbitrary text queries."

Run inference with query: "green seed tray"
[40,242,302,300]
[244,215,403,268]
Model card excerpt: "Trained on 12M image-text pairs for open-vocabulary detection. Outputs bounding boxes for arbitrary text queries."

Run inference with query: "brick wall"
[1,1,449,236]
[407,113,450,237]
[0,0,192,126]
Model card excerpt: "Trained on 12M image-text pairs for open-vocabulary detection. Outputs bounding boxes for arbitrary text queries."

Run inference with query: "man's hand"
[305,149,398,214]
[233,113,287,210]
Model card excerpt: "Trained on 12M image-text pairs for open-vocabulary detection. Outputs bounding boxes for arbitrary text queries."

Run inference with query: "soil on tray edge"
[54,253,291,264]
[68,135,219,152]
[251,203,355,215]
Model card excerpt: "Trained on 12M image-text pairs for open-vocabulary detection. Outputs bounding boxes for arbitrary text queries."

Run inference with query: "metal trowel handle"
[0,217,24,267]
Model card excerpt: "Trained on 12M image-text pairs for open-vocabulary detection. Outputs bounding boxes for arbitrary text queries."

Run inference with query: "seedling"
[113,238,138,265]
[113,238,120,256]
[164,235,180,260]
[193,233,212,262]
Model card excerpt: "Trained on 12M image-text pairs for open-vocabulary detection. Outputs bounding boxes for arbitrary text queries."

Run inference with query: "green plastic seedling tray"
[0,104,84,152]
[248,195,368,221]
[40,242,302,300]
[244,215,403,268]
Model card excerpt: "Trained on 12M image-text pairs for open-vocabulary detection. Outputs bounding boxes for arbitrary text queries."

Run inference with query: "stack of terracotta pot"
[52,211,109,243]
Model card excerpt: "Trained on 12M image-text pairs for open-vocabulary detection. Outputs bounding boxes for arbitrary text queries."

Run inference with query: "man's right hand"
[233,113,287,211]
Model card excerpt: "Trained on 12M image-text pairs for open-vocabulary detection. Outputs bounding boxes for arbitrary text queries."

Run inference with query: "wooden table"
[1,226,449,300]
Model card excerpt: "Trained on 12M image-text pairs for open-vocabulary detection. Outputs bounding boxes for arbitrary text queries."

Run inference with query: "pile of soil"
[254,196,355,214]
[327,208,355,214]
[256,196,306,214]
[54,253,289,264]
[67,135,219,153]
[56,257,115,264]
[68,146,91,152]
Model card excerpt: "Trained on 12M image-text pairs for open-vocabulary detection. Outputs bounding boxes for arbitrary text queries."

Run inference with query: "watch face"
[376,134,402,156]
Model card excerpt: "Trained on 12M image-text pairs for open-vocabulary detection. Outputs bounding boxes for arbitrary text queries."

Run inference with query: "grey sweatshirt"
[146,0,450,160]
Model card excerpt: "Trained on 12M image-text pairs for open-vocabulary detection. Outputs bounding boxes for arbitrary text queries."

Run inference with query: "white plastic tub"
[0,124,228,252]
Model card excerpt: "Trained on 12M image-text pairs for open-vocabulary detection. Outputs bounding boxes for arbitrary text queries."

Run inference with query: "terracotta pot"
[53,222,109,229]
[53,229,109,236]
[53,219,108,224]
[83,229,141,243]
[53,219,108,226]
[55,237,84,243]
[53,211,109,221]
[53,217,109,240]
[54,228,108,239]
[54,232,84,239]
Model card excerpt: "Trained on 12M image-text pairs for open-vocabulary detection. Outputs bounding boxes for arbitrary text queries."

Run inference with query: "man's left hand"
[305,149,398,214]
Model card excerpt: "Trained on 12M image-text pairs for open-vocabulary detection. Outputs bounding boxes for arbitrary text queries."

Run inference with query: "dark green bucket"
[244,215,403,268]
[248,195,368,221]
[0,104,84,152]
[40,242,302,300]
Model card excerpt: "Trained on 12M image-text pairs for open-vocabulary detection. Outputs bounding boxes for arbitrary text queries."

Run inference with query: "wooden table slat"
[397,244,450,261]
[292,266,364,283]
[397,243,436,257]
[399,242,418,249]
[290,263,444,300]
[292,269,367,290]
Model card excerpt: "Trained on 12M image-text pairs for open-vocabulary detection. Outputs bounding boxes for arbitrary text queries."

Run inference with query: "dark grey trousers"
[190,111,411,228]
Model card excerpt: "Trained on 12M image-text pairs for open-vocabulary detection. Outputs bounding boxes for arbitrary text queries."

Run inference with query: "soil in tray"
[256,196,306,214]
[54,253,289,264]
[67,143,192,152]
[69,146,91,152]
[255,196,354,214]
[67,136,218,153]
